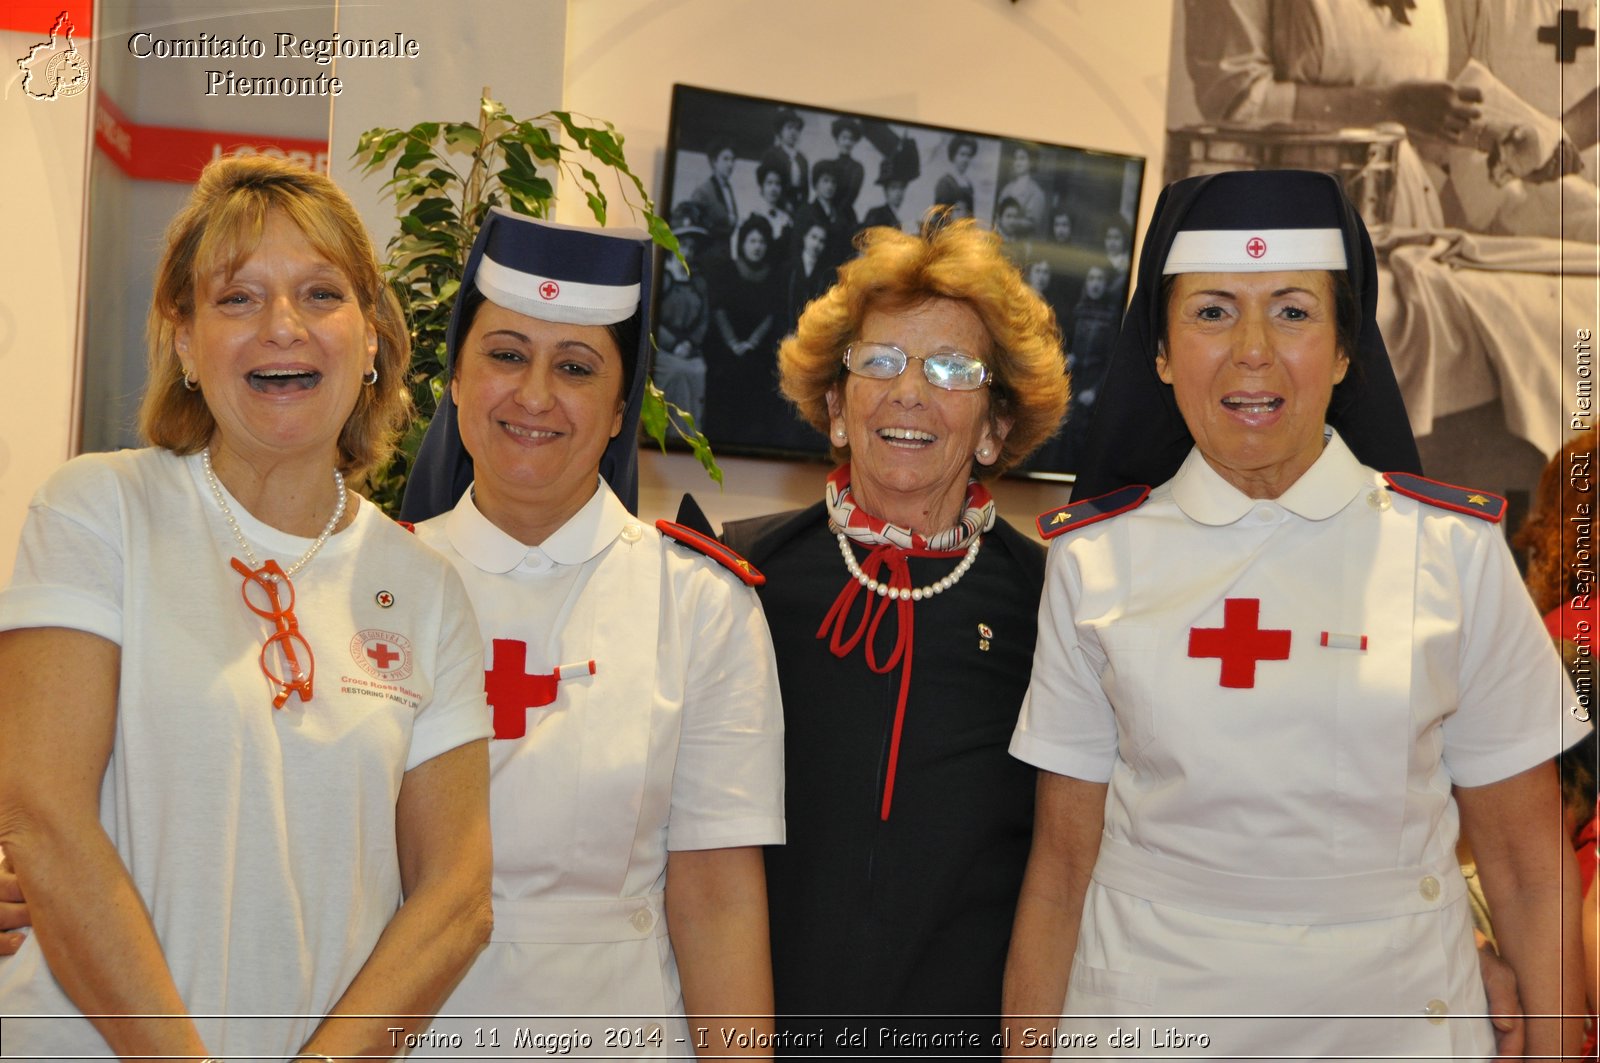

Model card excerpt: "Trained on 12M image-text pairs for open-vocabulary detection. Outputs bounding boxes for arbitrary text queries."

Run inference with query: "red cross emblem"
[375,590,394,608]
[367,641,400,670]
[538,280,560,300]
[1245,236,1267,259]
[1188,598,1291,688]
[484,638,560,740]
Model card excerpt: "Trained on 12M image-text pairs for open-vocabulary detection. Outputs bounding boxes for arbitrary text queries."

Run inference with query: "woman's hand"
[0,849,27,955]
[1383,81,1484,141]
[1001,772,1108,1058]
[0,627,210,1058]
[667,846,774,1060]
[1457,761,1587,1058]
[293,739,492,1058]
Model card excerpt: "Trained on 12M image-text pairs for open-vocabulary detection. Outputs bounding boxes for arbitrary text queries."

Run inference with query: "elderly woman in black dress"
[722,217,1068,1054]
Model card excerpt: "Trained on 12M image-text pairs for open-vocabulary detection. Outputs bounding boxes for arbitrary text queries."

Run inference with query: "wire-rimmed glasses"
[231,557,314,710]
[842,342,992,391]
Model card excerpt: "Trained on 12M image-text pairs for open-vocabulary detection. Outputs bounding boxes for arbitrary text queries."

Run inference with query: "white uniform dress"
[0,449,490,1061]
[412,481,785,1057]
[1011,431,1588,1059]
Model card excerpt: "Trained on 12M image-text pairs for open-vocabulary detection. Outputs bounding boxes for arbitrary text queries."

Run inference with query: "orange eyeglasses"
[231,557,314,709]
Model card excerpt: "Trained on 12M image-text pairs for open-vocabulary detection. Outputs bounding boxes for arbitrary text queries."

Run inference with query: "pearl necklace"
[202,447,346,580]
[835,531,981,601]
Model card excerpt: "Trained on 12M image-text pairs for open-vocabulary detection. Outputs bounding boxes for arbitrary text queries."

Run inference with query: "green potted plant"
[354,93,719,514]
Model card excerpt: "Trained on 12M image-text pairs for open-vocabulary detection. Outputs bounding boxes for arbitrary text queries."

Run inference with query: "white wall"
[0,17,93,586]
[560,0,1176,533]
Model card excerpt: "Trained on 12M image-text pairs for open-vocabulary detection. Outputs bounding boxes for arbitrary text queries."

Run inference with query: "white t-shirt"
[0,447,491,1060]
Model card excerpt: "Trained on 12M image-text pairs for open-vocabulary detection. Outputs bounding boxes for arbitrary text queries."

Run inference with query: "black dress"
[723,504,1043,1057]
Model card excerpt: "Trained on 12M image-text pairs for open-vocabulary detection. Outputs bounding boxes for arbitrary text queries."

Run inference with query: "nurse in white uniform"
[1002,170,1589,1058]
[399,211,785,1056]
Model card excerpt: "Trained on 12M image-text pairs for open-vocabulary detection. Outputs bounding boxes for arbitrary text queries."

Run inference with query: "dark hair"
[755,161,785,188]
[831,117,863,140]
[453,287,640,401]
[706,140,736,162]
[735,214,776,261]
[947,136,978,161]
[773,108,803,135]
[1157,270,1361,364]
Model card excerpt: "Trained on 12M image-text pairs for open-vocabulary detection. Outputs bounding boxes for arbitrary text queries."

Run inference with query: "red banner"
[94,91,330,184]
[0,2,91,37]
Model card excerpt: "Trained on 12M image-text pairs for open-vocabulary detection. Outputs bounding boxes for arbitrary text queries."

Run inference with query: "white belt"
[490,892,668,944]
[1092,835,1466,924]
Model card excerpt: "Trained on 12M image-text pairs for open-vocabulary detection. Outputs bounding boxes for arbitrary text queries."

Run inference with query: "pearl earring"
[832,425,848,445]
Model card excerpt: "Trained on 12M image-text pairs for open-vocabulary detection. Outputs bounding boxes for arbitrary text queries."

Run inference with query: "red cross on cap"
[538,280,560,300]
[1245,236,1267,259]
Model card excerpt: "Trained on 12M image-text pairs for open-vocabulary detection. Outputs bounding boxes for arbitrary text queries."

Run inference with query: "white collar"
[444,477,629,574]
[1170,428,1369,526]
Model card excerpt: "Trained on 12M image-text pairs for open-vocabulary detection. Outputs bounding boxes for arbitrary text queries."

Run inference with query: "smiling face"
[1157,270,1348,499]
[451,300,626,544]
[826,298,1008,535]
[178,209,375,470]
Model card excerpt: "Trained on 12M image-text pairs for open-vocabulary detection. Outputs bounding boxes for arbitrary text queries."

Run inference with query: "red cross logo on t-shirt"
[1245,236,1267,259]
[367,642,400,670]
[539,280,560,300]
[1188,598,1291,688]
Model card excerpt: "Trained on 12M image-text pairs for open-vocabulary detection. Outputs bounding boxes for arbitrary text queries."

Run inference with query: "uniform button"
[1419,875,1440,901]
[1423,998,1448,1024]
[630,908,655,933]
[621,521,644,543]
[1367,488,1392,510]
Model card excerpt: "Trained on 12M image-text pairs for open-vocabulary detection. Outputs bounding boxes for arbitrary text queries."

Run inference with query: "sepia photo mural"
[1165,0,1599,525]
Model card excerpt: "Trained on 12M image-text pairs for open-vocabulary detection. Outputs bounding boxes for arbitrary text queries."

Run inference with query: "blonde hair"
[139,155,411,479]
[777,216,1068,476]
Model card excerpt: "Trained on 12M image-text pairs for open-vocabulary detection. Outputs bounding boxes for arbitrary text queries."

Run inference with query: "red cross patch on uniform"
[1037,484,1150,540]
[656,520,766,585]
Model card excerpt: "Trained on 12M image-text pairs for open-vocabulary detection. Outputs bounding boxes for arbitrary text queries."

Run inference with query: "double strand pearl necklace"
[202,447,347,579]
[835,530,982,602]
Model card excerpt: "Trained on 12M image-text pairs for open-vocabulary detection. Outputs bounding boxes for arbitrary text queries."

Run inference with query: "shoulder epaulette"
[1036,484,1151,539]
[655,519,766,586]
[396,520,416,534]
[1383,472,1506,523]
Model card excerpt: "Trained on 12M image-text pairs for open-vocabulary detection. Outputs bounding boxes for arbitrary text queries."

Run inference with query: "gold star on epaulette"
[734,558,753,575]
[1465,494,1489,506]
[1050,511,1072,525]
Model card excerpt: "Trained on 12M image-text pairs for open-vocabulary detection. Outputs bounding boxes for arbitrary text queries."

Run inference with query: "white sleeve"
[1183,0,1299,123]
[1009,537,1120,783]
[666,566,786,851]
[405,557,492,772]
[0,457,125,644]
[1443,518,1591,787]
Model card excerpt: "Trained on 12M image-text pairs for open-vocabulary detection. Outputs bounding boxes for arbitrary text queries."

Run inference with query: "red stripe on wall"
[94,90,329,184]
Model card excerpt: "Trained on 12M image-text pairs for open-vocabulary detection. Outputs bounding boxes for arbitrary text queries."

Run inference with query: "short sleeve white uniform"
[412,482,784,1056]
[1011,431,1588,1057]
[0,448,490,1061]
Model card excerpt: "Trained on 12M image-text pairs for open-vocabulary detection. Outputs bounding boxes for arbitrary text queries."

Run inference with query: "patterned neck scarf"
[824,464,995,551]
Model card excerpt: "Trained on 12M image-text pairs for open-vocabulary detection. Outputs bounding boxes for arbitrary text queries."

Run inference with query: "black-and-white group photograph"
[657,84,1145,475]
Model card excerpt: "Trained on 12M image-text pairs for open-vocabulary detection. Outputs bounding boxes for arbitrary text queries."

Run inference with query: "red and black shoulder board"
[1036,485,1151,540]
[656,519,766,586]
[396,520,417,534]
[1383,472,1506,523]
